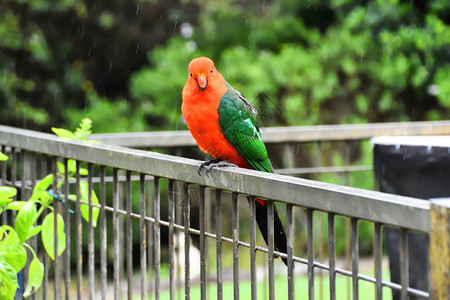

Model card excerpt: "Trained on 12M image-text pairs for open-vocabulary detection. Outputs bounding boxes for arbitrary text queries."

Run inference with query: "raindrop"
[53,89,58,103]
[395,144,400,150]
[136,3,140,16]
[262,1,265,12]
[3,69,6,83]
[360,49,364,62]
[88,48,92,57]
[109,61,112,72]
[244,19,248,27]
[135,42,140,54]
[427,84,438,96]
[426,145,432,152]
[186,41,197,52]
[180,23,193,39]
[173,20,178,31]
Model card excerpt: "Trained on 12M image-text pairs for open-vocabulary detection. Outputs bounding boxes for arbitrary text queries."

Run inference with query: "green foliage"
[63,92,152,133]
[0,176,60,299]
[41,213,66,260]
[52,117,97,142]
[129,38,203,130]
[0,119,99,298]
[129,0,449,129]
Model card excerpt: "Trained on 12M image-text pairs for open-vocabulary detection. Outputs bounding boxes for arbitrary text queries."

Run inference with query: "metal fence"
[1,121,449,300]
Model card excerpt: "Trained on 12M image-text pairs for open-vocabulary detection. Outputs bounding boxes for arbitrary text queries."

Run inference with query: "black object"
[373,137,450,300]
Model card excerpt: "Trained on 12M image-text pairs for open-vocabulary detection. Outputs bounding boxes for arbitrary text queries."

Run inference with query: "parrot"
[181,57,287,265]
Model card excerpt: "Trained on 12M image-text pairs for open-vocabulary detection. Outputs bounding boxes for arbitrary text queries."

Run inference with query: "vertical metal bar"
[215,189,223,300]
[267,200,275,300]
[176,182,183,299]
[351,218,359,300]
[316,142,324,300]
[205,189,212,300]
[168,179,175,300]
[154,177,161,300]
[41,155,48,300]
[374,223,382,300]
[249,196,257,300]
[199,186,206,300]
[286,204,294,300]
[20,150,27,201]
[429,199,450,300]
[113,168,120,300]
[147,178,154,298]
[184,183,191,300]
[21,150,30,300]
[328,213,336,300]
[63,158,71,300]
[88,163,95,300]
[76,161,82,300]
[10,148,16,222]
[307,208,315,300]
[29,152,37,300]
[0,145,6,185]
[140,174,147,300]
[100,166,107,300]
[126,171,133,300]
[232,192,240,300]
[0,145,6,225]
[344,141,351,300]
[399,229,409,300]
[53,156,61,300]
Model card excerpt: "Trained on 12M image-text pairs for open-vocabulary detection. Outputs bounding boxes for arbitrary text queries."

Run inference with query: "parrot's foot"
[198,159,237,176]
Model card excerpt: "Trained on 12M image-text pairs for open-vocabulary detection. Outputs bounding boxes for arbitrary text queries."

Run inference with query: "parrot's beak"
[197,74,207,90]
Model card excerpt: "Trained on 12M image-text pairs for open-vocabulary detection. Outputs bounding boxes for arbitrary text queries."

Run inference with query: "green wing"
[218,82,273,173]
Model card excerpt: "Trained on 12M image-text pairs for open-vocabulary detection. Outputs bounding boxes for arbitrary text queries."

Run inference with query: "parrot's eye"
[210,69,213,73]
[189,73,193,77]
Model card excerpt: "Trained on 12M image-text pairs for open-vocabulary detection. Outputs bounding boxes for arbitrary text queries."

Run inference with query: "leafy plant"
[51,117,98,143]
[0,119,100,298]
[0,171,59,298]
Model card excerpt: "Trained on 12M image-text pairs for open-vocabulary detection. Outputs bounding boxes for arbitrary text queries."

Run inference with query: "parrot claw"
[198,159,237,176]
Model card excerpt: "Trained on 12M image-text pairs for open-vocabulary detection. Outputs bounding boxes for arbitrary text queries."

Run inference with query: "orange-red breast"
[182,57,287,264]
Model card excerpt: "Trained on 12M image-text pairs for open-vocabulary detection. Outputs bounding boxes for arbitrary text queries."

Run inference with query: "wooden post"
[429,199,450,300]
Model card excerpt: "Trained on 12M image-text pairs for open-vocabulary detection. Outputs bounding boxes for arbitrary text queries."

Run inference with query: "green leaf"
[30,174,53,204]
[57,161,66,175]
[51,127,77,139]
[41,212,66,260]
[79,181,100,227]
[6,201,28,210]
[0,227,27,274]
[0,259,19,298]
[23,256,44,298]
[0,186,17,198]
[67,159,76,174]
[27,225,42,239]
[2,241,27,273]
[79,168,88,176]
[0,152,8,161]
[34,174,54,192]
[0,186,17,207]
[15,202,37,243]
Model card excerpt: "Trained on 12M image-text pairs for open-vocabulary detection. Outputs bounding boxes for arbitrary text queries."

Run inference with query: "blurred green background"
[1,0,449,133]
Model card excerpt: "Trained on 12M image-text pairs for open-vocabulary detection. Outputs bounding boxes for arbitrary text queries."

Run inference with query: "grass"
[159,268,393,300]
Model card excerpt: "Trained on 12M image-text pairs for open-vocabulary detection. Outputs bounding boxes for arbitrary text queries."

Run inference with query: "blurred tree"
[0,0,199,131]
[132,0,450,129]
[1,0,449,132]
